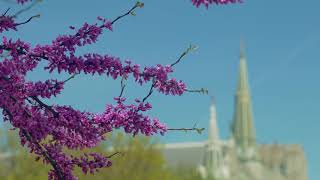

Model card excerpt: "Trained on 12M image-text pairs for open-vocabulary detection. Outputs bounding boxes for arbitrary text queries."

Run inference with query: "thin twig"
[2,8,10,16]
[119,77,126,97]
[63,73,78,84]
[15,14,40,26]
[13,0,42,18]
[185,88,208,94]
[111,2,143,25]
[106,152,123,159]
[167,127,205,134]
[142,80,155,102]
[170,45,198,67]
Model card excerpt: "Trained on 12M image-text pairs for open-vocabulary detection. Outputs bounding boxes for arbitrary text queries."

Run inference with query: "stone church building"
[163,47,308,180]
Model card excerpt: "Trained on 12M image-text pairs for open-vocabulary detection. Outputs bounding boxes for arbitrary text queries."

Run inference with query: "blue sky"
[1,0,319,179]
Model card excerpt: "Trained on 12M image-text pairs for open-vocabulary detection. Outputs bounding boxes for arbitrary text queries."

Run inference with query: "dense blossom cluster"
[16,0,31,4]
[0,2,184,180]
[0,0,239,180]
[0,16,16,33]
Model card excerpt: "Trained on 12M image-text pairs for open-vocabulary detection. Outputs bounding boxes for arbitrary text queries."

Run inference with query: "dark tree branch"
[2,8,10,16]
[186,88,209,94]
[106,151,123,159]
[142,80,155,102]
[2,106,65,180]
[63,73,78,84]
[22,130,65,180]
[167,127,205,134]
[15,14,40,26]
[119,77,126,98]
[30,96,59,118]
[13,0,42,18]
[141,45,198,102]
[170,44,198,67]
[111,1,143,25]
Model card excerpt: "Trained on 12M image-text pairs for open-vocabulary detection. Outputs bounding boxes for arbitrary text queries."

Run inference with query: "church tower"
[231,43,257,160]
[201,97,224,179]
[208,97,220,144]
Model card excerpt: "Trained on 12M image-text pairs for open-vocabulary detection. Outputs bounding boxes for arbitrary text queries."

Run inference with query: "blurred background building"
[163,45,308,180]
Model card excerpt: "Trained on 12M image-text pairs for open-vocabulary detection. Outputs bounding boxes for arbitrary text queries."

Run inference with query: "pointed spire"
[203,96,223,179]
[237,40,249,93]
[209,96,219,143]
[240,39,245,59]
[232,41,256,158]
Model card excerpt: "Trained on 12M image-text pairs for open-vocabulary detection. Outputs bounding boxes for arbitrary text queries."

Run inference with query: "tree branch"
[63,73,78,84]
[142,80,155,102]
[2,106,65,180]
[106,151,123,159]
[30,96,59,118]
[2,8,10,16]
[111,1,144,25]
[185,88,209,95]
[15,14,40,26]
[170,44,198,67]
[167,127,205,134]
[118,77,126,98]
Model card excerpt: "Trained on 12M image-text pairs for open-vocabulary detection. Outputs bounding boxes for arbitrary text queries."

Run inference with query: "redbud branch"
[141,45,197,102]
[119,77,126,97]
[167,127,205,134]
[142,80,155,102]
[106,151,123,158]
[111,1,143,25]
[0,2,143,62]
[2,105,65,180]
[185,88,209,95]
[0,76,59,117]
[22,130,66,180]
[49,73,78,91]
[30,96,59,118]
[63,73,78,84]
[15,14,40,26]
[13,0,42,18]
[26,97,36,105]
[63,2,142,48]
[2,8,10,16]
[170,44,198,67]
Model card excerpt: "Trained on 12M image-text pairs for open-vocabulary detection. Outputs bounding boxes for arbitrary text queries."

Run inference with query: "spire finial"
[210,96,215,105]
[240,39,245,59]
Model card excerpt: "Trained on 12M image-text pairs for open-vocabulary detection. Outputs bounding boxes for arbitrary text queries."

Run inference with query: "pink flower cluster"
[192,0,243,8]
[16,0,31,4]
[0,3,184,180]
[0,0,240,179]
[0,16,16,33]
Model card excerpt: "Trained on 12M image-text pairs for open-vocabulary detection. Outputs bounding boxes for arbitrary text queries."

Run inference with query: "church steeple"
[201,96,223,179]
[209,97,219,144]
[232,42,256,159]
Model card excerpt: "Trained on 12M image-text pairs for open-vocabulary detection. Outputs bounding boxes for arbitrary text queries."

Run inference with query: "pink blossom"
[1,1,239,179]
[0,15,17,33]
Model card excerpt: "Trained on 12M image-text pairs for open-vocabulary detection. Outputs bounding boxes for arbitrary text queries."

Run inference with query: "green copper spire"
[232,43,256,158]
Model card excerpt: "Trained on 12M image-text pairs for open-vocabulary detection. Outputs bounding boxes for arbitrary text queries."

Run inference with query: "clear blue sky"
[1,0,319,179]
